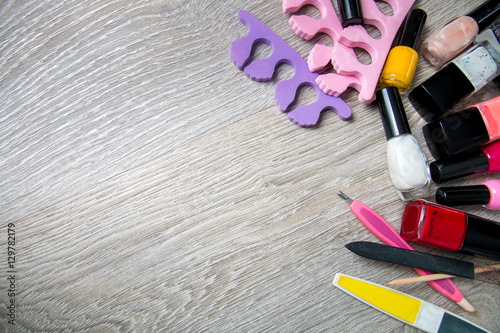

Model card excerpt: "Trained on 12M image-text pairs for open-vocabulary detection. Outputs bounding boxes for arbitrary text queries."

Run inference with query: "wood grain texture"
[0,0,499,332]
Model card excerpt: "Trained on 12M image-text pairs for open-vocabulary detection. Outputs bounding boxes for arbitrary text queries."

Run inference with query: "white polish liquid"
[386,134,431,200]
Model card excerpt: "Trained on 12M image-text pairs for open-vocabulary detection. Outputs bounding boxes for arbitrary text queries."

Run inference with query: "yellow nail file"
[332,273,490,333]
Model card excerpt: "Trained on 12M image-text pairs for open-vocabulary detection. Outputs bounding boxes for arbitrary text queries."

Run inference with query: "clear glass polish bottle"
[376,87,431,200]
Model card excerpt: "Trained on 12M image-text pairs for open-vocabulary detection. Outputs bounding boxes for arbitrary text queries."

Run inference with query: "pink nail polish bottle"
[429,140,500,183]
[422,95,500,159]
[422,0,500,67]
[435,179,500,210]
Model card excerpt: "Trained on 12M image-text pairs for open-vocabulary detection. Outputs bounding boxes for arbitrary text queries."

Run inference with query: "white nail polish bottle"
[376,87,431,200]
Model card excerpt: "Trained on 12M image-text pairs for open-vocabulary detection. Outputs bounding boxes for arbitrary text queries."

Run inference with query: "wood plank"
[1,0,498,331]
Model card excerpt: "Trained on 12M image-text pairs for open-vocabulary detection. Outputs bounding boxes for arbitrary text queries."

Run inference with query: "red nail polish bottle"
[400,200,500,260]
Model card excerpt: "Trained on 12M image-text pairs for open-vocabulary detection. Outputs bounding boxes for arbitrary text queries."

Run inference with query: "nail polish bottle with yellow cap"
[379,9,427,92]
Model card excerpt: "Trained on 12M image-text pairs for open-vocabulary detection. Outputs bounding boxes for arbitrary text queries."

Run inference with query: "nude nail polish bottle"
[421,0,500,67]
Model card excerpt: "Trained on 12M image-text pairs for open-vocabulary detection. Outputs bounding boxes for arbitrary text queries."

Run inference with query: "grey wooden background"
[1,0,499,332]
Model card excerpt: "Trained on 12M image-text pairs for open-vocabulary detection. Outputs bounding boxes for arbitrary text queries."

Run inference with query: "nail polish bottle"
[429,140,500,183]
[435,179,500,210]
[409,26,500,121]
[400,199,500,260]
[421,0,500,67]
[337,0,363,28]
[422,95,500,159]
[379,9,427,92]
[376,87,431,200]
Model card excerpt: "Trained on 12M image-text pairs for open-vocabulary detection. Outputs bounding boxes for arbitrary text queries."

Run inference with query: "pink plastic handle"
[350,200,463,302]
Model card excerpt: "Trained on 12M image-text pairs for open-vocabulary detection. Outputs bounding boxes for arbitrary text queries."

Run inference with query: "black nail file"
[345,241,476,279]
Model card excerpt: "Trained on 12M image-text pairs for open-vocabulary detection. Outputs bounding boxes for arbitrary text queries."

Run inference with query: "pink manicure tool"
[338,191,476,312]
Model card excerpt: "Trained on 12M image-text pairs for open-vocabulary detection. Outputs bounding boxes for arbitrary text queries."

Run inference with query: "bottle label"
[454,44,499,90]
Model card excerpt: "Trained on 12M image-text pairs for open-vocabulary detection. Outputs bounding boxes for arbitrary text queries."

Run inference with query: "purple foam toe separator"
[231,10,351,127]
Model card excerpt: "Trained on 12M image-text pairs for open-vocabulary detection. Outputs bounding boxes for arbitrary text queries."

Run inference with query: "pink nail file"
[338,192,475,312]
[231,10,352,127]
[283,0,415,104]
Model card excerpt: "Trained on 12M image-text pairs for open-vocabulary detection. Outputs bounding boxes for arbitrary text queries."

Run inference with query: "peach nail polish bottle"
[421,0,500,67]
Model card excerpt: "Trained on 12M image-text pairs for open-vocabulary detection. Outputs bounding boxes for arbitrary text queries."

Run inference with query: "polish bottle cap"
[462,214,500,260]
[398,9,427,49]
[469,0,500,31]
[376,87,411,140]
[422,107,489,159]
[408,63,475,121]
[435,185,490,206]
[338,0,363,28]
[429,149,490,183]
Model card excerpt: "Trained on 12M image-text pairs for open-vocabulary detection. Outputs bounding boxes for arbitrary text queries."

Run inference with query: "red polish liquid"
[401,200,467,251]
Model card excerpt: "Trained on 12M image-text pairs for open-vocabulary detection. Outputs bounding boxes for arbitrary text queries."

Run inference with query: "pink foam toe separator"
[231,10,352,127]
[308,44,333,72]
[283,0,415,104]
